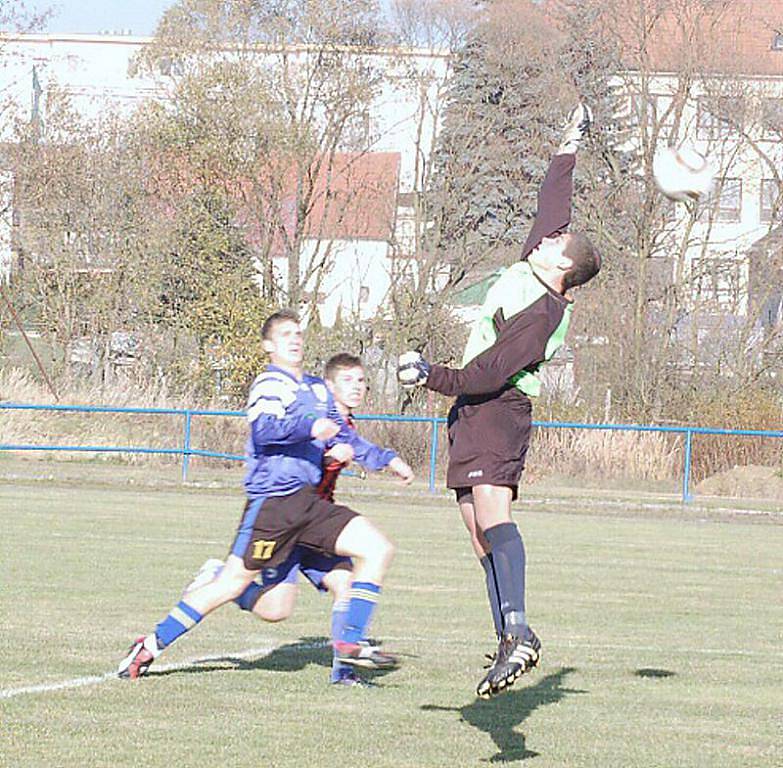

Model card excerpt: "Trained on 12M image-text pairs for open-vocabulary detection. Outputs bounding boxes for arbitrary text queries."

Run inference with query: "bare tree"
[551,0,783,421]
[138,0,389,320]
[9,89,159,388]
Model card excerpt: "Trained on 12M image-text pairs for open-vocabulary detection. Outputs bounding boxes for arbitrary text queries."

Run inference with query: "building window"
[700,177,742,222]
[760,98,783,137]
[772,33,783,51]
[339,110,371,151]
[697,98,736,140]
[651,93,677,137]
[691,256,743,308]
[760,178,782,223]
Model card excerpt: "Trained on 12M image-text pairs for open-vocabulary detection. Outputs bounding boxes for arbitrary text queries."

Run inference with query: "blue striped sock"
[234,582,262,612]
[155,601,203,648]
[340,582,380,645]
[330,598,351,681]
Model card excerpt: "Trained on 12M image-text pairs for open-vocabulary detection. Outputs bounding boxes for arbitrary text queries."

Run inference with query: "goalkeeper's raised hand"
[557,103,592,155]
[397,351,431,389]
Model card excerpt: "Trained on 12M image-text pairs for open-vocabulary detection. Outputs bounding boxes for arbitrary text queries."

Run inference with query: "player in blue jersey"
[182,353,414,686]
[119,310,408,680]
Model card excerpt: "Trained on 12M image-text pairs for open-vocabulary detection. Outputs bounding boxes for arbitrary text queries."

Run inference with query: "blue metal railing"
[1,402,782,501]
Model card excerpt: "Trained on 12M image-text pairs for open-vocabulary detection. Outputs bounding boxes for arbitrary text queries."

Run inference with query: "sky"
[26,1,177,37]
[21,1,400,39]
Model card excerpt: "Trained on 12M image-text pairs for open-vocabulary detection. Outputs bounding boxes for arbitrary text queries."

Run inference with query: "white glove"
[397,351,431,389]
[558,103,593,154]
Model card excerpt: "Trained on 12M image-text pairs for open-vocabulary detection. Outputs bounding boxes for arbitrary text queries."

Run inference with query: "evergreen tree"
[427,2,566,286]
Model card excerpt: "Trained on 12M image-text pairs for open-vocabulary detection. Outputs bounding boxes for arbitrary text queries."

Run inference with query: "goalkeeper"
[398,105,600,698]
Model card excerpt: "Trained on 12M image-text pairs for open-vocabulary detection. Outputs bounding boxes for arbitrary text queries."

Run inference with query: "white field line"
[0,642,330,701]
[3,635,781,702]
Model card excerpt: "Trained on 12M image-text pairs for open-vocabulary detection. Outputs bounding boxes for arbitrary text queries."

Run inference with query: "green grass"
[1,478,781,767]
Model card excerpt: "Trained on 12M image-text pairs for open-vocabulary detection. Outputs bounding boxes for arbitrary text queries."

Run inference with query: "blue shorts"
[259,544,353,593]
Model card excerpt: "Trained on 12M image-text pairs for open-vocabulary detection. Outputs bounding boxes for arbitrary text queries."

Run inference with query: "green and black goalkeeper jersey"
[427,153,575,399]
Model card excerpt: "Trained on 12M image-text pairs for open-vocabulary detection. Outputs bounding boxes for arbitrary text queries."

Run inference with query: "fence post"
[182,410,192,483]
[682,428,693,503]
[429,418,439,493]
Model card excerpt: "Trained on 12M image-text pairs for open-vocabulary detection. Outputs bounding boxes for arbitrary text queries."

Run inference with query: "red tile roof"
[144,150,401,253]
[611,0,783,76]
[300,151,400,241]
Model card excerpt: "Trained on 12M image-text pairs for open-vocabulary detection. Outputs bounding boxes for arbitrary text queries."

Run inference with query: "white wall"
[274,238,392,327]
[0,34,161,134]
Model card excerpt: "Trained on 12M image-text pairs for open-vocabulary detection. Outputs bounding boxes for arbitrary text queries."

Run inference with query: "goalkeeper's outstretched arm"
[519,104,592,261]
[398,313,551,398]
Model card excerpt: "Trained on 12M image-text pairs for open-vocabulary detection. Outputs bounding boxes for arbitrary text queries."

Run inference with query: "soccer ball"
[652,145,715,203]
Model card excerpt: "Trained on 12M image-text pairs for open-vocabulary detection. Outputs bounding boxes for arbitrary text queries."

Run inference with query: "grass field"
[1,473,781,767]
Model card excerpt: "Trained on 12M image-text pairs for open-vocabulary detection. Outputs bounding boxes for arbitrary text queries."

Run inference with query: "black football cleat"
[476,630,541,699]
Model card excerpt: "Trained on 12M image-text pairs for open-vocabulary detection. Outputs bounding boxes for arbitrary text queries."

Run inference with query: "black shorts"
[446,388,532,502]
[230,487,358,571]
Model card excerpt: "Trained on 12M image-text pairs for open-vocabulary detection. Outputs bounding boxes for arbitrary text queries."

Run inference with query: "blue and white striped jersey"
[243,364,396,499]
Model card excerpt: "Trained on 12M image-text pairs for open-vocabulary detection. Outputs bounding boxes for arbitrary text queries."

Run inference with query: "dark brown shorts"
[230,486,358,571]
[446,389,532,501]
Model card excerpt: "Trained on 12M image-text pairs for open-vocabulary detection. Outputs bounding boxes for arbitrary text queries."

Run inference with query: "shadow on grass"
[635,668,676,679]
[422,667,585,763]
[151,635,397,684]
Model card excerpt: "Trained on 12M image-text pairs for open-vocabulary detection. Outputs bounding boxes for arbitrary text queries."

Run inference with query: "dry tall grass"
[2,367,777,486]
[0,368,240,464]
[526,427,680,483]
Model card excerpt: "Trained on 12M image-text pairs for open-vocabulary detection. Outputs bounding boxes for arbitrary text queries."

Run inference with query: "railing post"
[428,418,439,493]
[682,428,693,503]
[182,410,192,483]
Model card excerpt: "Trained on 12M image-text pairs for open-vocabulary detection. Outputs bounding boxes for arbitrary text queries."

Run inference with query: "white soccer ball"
[652,145,715,203]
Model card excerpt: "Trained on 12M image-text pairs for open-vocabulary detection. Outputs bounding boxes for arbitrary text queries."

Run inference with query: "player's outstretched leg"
[475,629,541,699]
[182,558,225,595]
[118,555,256,679]
[117,597,203,680]
[183,558,265,613]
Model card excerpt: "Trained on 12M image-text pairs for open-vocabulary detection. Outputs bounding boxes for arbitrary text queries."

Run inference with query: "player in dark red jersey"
[184,352,413,686]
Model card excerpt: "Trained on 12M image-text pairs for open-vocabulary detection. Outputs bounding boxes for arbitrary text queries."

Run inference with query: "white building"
[615,0,783,327]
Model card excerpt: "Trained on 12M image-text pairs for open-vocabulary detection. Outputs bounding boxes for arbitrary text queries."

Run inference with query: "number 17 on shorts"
[252,539,277,561]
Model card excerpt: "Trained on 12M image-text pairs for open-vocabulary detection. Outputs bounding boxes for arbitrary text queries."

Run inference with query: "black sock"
[484,522,528,639]
[480,553,504,638]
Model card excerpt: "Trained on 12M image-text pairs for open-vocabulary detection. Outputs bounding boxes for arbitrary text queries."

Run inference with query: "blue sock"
[155,600,203,648]
[234,582,262,612]
[480,553,504,638]
[340,582,380,645]
[330,598,351,681]
[484,522,528,639]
